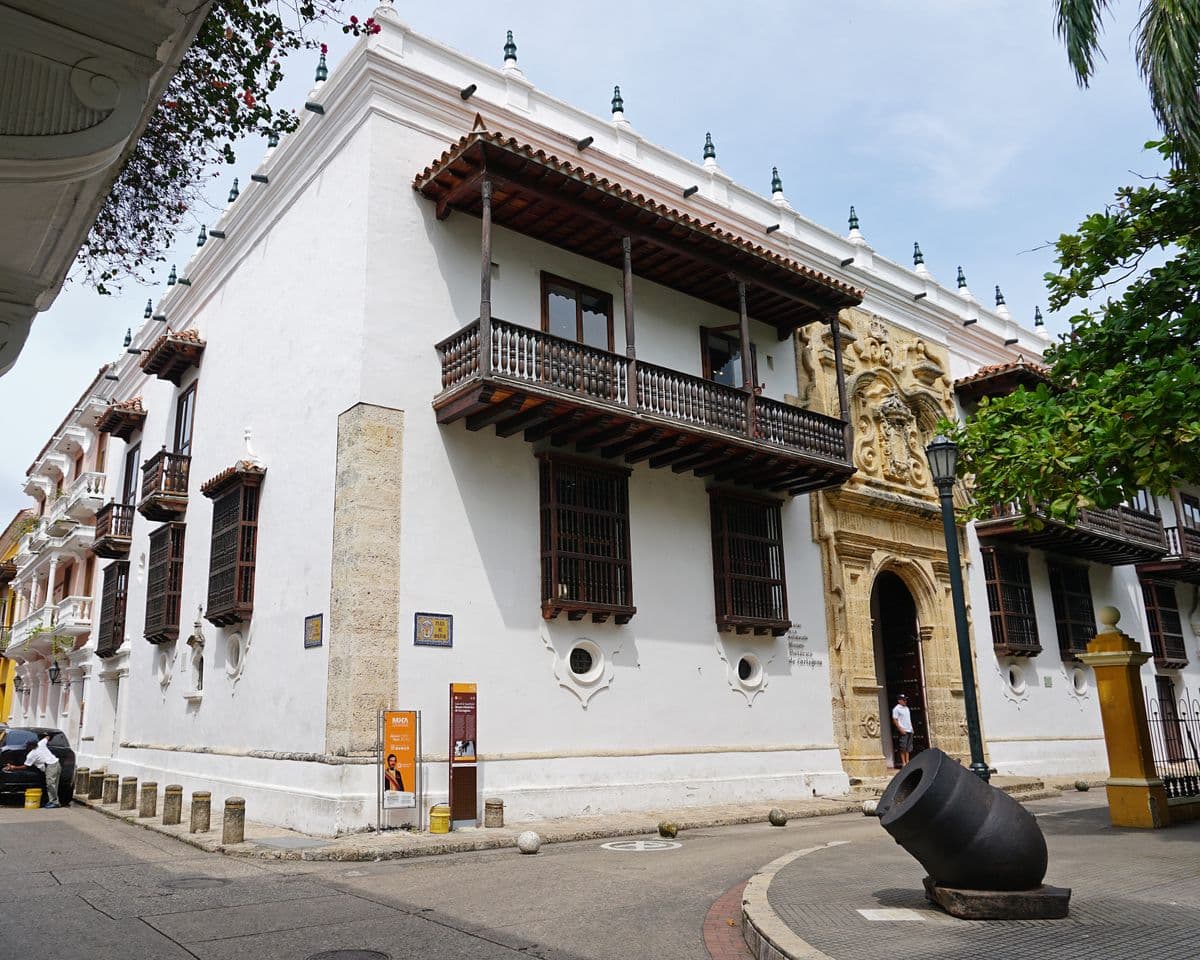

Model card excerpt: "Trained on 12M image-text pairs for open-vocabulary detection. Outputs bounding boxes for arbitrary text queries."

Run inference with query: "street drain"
[306,953,390,960]
[163,877,232,890]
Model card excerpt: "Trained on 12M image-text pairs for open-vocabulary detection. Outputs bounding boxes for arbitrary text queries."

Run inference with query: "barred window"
[1047,561,1095,661]
[709,492,788,635]
[96,561,129,658]
[145,522,185,644]
[539,454,634,624]
[981,547,1041,657]
[1142,579,1187,669]
[203,471,263,626]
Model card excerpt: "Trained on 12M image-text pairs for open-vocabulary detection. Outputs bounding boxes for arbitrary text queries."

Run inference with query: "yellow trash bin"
[429,804,451,834]
[24,788,43,809]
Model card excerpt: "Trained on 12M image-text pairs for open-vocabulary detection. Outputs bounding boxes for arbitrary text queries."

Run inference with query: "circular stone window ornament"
[600,839,682,852]
[568,640,603,684]
[737,653,763,689]
[1070,666,1089,696]
[154,648,173,689]
[1005,663,1027,696]
[225,631,248,683]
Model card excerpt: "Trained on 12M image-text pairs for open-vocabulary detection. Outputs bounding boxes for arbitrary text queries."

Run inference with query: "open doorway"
[871,570,930,767]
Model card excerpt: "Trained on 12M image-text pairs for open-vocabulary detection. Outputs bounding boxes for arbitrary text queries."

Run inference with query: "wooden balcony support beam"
[493,402,553,437]
[465,396,526,431]
[601,428,662,459]
[524,409,582,443]
[575,422,634,453]
[624,435,687,464]
[648,440,707,469]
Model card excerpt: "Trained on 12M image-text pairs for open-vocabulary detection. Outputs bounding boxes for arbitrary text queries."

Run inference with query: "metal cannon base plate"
[923,876,1072,920]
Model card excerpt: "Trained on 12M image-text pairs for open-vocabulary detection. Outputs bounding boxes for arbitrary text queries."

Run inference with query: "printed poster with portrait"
[381,710,418,809]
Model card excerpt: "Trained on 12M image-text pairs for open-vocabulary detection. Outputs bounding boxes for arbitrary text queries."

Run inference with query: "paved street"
[2,793,1195,960]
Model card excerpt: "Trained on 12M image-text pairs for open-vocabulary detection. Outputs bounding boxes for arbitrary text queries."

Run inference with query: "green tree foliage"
[1054,0,1200,168]
[954,140,1200,522]
[77,2,378,293]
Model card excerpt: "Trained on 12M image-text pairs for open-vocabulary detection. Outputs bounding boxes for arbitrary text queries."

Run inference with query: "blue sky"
[0,1,1160,521]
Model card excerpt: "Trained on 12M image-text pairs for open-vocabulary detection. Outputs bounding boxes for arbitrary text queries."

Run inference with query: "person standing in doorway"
[892,693,914,768]
[4,733,62,808]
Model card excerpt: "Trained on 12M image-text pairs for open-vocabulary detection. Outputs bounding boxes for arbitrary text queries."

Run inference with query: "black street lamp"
[48,660,62,685]
[926,434,991,782]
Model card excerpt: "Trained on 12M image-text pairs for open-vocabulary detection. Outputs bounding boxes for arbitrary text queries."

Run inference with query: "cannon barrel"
[877,748,1047,891]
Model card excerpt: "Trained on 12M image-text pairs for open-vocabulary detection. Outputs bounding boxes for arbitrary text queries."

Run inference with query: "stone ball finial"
[1098,606,1121,632]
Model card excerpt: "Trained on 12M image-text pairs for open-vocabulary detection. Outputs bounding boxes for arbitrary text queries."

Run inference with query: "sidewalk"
[741,793,1200,960]
[73,774,1063,861]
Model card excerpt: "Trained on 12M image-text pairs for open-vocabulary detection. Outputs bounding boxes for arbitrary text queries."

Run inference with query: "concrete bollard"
[190,791,212,833]
[119,777,138,810]
[74,767,90,797]
[162,784,183,826]
[88,769,106,800]
[138,781,158,819]
[484,798,505,828]
[222,796,245,844]
[101,774,119,805]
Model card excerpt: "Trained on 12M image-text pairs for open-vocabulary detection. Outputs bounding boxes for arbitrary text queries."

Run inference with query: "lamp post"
[925,434,990,782]
[48,660,62,685]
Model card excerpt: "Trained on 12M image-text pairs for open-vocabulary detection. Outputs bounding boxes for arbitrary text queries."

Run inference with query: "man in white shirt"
[891,693,914,768]
[4,733,61,808]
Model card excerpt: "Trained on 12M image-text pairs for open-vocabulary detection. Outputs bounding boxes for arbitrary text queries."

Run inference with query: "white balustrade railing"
[54,595,93,631]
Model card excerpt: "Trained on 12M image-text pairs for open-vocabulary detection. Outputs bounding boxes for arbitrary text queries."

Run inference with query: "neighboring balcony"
[92,502,135,558]
[975,501,1167,565]
[53,596,93,636]
[435,319,854,495]
[7,604,54,657]
[1138,523,1200,583]
[60,472,107,521]
[138,449,190,521]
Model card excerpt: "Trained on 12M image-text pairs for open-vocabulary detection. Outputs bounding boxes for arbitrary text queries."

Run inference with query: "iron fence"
[1146,684,1200,799]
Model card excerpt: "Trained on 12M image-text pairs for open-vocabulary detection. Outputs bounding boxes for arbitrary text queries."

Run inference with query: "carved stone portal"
[800,308,983,778]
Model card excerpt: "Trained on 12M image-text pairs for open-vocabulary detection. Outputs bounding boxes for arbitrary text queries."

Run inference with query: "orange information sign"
[381,710,418,809]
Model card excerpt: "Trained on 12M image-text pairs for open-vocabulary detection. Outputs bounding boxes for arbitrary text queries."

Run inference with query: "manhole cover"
[306,953,390,960]
[162,877,231,890]
[600,839,682,852]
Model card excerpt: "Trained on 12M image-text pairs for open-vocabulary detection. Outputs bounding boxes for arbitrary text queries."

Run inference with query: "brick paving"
[705,879,753,960]
[763,796,1200,960]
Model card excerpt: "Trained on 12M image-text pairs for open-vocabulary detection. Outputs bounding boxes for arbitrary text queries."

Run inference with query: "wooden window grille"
[96,561,129,658]
[1047,561,1095,661]
[981,547,1041,657]
[539,454,634,624]
[709,492,789,635]
[144,522,185,644]
[203,473,262,626]
[1142,579,1188,669]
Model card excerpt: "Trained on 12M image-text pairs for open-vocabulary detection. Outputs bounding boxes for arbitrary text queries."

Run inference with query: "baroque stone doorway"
[872,571,929,766]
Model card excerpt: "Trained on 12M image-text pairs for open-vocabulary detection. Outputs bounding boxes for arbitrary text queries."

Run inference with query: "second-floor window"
[701,326,757,389]
[1047,561,1095,661]
[1142,579,1187,669]
[709,492,788,634]
[204,474,262,626]
[96,561,129,658]
[1181,493,1200,529]
[145,522,186,644]
[122,443,141,504]
[981,547,1041,657]
[541,273,613,351]
[174,382,197,456]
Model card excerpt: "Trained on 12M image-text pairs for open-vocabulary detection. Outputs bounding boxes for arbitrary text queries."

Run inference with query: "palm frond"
[1136,0,1200,167]
[1055,0,1114,85]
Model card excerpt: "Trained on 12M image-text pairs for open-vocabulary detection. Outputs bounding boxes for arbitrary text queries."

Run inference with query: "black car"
[0,726,76,806]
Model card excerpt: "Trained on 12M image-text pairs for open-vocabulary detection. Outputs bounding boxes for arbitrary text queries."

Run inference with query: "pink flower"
[320,42,328,54]
[350,15,358,23]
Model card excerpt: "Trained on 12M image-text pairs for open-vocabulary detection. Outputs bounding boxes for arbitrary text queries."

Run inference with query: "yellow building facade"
[0,509,35,722]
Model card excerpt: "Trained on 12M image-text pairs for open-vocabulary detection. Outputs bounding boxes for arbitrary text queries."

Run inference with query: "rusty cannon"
[876,748,1070,919]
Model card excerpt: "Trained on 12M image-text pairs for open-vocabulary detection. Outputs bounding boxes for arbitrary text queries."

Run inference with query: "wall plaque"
[414,612,453,647]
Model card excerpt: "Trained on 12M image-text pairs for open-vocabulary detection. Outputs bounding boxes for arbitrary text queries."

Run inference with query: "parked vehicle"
[0,727,76,806]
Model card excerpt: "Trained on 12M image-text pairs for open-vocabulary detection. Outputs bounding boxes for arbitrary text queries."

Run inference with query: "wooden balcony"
[138,449,190,521]
[95,397,146,441]
[140,329,205,385]
[435,318,854,495]
[976,501,1168,565]
[1137,524,1200,584]
[92,501,135,558]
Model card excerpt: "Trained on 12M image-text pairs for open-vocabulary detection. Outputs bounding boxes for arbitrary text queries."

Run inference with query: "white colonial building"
[4,10,1199,835]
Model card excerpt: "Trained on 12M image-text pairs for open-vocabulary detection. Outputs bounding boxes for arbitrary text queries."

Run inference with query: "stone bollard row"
[119,777,138,810]
[138,781,157,819]
[74,767,90,797]
[222,796,245,845]
[88,769,106,800]
[190,791,211,833]
[101,774,118,805]
[162,784,183,826]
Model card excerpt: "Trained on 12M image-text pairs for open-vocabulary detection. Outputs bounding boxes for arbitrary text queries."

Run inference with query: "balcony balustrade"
[138,449,190,521]
[1137,523,1200,583]
[53,595,93,636]
[7,604,55,656]
[435,318,853,495]
[976,501,1167,565]
[61,471,107,521]
[92,501,135,558]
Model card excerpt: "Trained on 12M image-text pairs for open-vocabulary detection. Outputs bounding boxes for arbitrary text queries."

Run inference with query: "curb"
[741,845,845,960]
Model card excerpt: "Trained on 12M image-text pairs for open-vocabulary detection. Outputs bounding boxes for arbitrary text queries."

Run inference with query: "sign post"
[377,709,419,831]
[449,683,477,827]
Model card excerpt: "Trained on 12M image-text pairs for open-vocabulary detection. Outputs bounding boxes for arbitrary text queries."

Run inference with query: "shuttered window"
[709,492,788,635]
[981,547,1041,657]
[96,561,129,658]
[1142,579,1188,669]
[539,454,634,624]
[145,523,185,644]
[204,478,261,626]
[1047,561,1095,661]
